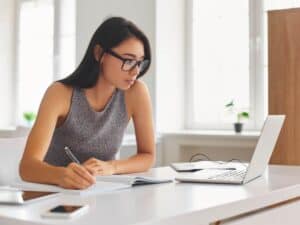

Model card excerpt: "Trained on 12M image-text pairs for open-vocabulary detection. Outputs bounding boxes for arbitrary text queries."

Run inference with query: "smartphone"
[41,205,89,219]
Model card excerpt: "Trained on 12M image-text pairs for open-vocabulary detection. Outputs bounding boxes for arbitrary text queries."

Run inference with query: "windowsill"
[122,130,260,148]
[161,129,260,139]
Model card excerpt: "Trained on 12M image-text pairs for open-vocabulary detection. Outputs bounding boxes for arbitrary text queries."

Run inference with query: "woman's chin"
[118,81,135,90]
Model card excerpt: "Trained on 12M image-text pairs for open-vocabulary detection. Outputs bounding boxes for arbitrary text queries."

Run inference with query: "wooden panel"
[269,8,300,165]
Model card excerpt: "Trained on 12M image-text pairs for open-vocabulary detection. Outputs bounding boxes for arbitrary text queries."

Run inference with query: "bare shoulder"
[41,82,73,116]
[45,82,72,101]
[46,82,72,97]
[126,80,150,98]
[124,80,151,117]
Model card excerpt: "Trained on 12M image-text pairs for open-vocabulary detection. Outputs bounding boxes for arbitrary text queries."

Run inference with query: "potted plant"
[225,100,249,133]
[23,111,37,127]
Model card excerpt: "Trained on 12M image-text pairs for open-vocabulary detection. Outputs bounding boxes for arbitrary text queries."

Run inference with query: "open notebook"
[11,175,173,195]
[96,175,173,186]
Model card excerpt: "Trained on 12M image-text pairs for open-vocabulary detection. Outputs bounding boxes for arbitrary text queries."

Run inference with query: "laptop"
[175,115,285,184]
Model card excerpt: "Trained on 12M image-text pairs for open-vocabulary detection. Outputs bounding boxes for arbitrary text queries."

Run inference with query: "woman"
[19,17,155,190]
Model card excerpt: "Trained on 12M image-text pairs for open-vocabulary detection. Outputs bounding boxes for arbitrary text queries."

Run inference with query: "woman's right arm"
[19,82,95,189]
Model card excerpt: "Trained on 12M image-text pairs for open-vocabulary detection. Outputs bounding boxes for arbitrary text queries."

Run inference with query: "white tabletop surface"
[1,165,300,225]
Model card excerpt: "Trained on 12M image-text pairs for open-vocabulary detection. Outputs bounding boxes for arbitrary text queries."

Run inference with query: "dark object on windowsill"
[234,122,243,133]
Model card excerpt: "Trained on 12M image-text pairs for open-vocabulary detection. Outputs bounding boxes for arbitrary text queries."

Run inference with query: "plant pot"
[234,122,243,133]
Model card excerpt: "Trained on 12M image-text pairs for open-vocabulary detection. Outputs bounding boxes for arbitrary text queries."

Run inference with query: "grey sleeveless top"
[44,86,128,166]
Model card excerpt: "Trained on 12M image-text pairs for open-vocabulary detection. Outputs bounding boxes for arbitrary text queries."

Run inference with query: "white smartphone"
[41,204,89,219]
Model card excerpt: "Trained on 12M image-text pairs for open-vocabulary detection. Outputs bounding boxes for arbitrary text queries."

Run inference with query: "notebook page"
[97,175,173,185]
[12,180,130,195]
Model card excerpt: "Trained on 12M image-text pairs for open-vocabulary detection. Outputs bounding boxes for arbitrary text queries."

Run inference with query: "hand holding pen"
[56,146,96,190]
[65,146,115,176]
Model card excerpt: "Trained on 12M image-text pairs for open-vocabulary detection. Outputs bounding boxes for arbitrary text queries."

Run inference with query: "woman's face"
[100,37,145,90]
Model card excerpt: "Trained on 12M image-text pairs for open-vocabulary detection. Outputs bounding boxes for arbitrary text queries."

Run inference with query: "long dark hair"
[59,17,151,88]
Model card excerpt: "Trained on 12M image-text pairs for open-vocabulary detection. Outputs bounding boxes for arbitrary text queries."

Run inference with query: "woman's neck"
[84,76,116,111]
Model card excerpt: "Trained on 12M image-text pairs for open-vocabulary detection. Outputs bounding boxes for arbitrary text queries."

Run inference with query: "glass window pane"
[17,0,54,125]
[192,0,249,127]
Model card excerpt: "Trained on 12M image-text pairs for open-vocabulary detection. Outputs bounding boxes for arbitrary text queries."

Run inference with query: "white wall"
[0,0,16,128]
[155,0,186,132]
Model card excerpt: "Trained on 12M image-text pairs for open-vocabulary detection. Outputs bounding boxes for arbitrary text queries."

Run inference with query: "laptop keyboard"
[208,169,246,180]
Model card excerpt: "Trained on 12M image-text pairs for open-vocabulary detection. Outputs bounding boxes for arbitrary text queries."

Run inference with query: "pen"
[64,146,81,164]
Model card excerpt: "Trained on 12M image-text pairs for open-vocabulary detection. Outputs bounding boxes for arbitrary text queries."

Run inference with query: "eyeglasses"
[105,49,149,74]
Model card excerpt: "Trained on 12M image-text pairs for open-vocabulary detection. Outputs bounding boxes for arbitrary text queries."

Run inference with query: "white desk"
[1,165,300,225]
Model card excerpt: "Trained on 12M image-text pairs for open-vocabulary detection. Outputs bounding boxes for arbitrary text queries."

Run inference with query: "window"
[16,0,75,125]
[17,0,54,125]
[186,0,266,130]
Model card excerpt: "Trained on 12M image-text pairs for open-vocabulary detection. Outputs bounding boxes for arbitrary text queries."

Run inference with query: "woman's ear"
[93,44,103,62]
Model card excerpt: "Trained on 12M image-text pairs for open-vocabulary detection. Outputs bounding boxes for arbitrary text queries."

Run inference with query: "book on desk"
[11,175,173,195]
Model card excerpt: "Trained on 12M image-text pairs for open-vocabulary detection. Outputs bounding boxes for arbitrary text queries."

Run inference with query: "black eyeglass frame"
[104,49,149,73]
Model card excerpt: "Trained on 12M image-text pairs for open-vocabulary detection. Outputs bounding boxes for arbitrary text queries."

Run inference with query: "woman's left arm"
[83,81,155,175]
[111,80,155,174]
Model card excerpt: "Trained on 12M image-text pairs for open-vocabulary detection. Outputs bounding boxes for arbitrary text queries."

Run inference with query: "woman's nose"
[130,64,140,76]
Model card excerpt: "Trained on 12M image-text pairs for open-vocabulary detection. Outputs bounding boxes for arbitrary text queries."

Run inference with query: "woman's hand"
[82,158,116,176]
[57,162,96,189]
